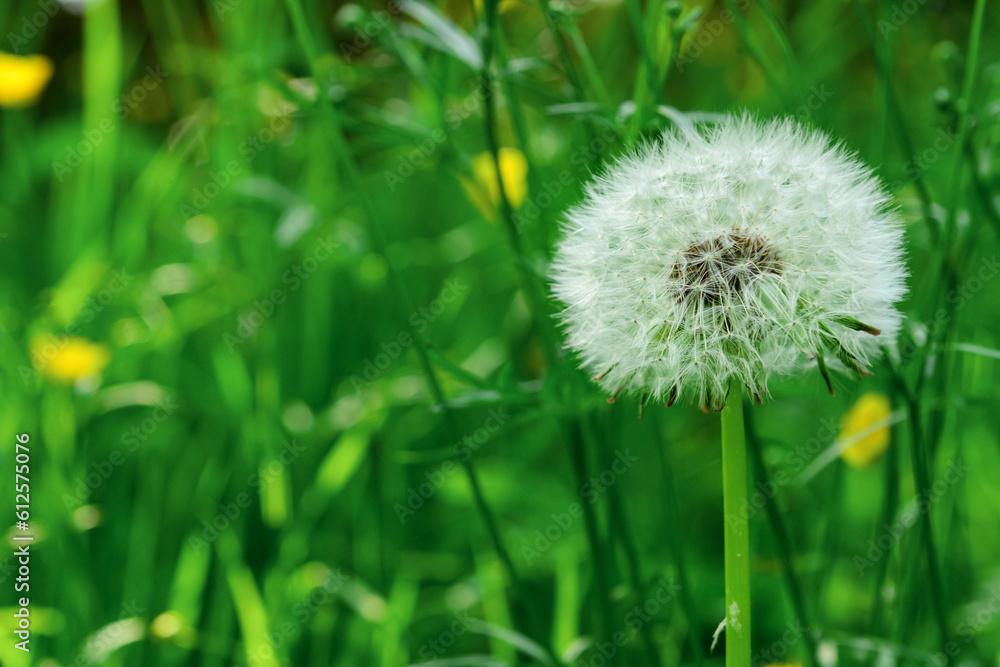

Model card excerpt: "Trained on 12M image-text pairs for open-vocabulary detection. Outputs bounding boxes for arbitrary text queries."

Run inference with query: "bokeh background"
[1,0,999,665]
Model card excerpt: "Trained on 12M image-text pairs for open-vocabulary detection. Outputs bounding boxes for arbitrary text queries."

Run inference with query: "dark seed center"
[671,230,782,306]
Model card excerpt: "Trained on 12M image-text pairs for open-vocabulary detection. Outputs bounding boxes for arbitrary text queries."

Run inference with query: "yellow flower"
[472,0,519,16]
[31,336,111,385]
[0,52,54,107]
[839,392,892,468]
[462,148,528,219]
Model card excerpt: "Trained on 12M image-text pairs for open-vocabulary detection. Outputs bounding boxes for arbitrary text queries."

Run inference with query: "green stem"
[567,419,616,659]
[721,383,751,666]
[534,0,598,145]
[754,0,806,106]
[897,378,950,643]
[653,412,705,666]
[280,2,556,657]
[849,0,936,239]
[594,413,660,667]
[481,0,560,367]
[719,0,793,110]
[870,401,901,637]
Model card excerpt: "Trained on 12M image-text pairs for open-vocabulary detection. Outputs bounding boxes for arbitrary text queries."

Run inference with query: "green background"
[0,0,998,665]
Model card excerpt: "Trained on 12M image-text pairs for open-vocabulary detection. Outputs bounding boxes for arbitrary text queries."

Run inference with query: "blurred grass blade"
[217,532,279,667]
[470,621,554,665]
[399,0,483,69]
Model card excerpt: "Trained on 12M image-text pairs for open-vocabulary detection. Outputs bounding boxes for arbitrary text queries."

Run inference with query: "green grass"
[1,0,999,666]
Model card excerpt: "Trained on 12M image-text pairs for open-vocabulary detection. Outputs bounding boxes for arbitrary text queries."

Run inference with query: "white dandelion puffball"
[551,116,907,410]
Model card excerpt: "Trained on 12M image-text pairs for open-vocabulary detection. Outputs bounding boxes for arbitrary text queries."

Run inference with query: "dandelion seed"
[551,115,907,407]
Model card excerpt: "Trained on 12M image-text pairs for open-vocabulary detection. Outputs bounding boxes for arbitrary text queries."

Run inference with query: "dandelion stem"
[721,383,751,667]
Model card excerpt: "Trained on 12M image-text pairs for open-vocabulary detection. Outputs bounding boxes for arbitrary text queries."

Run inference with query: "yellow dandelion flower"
[0,52,54,107]
[839,392,892,468]
[462,148,528,219]
[31,336,110,385]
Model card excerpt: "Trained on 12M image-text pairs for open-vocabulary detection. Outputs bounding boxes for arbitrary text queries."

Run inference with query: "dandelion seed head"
[551,116,907,408]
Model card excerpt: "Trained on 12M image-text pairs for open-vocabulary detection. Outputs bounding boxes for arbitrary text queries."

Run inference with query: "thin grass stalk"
[718,0,793,109]
[965,141,1000,239]
[493,25,548,246]
[891,6,986,644]
[594,413,661,667]
[627,0,658,111]
[534,0,599,144]
[280,0,555,655]
[753,0,806,105]
[567,418,618,663]
[563,21,611,107]
[870,402,901,637]
[744,409,818,667]
[482,0,561,366]
[652,411,705,666]
[849,0,935,236]
[894,377,950,643]
[922,0,989,456]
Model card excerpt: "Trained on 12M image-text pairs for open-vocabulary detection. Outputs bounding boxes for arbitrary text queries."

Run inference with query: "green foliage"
[0,0,998,665]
